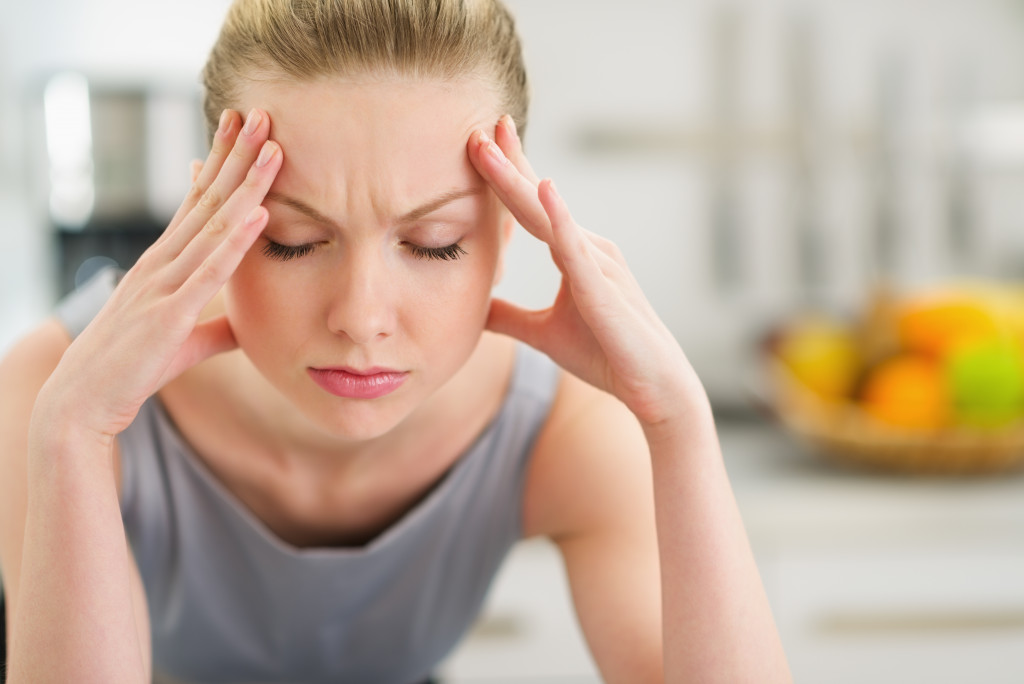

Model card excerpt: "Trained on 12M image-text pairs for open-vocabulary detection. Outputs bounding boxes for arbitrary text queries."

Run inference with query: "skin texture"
[0,75,792,683]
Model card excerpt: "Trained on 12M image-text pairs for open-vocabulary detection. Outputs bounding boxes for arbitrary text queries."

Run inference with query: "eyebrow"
[264,186,483,227]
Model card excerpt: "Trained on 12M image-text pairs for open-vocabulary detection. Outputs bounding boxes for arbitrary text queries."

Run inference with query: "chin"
[301,391,421,442]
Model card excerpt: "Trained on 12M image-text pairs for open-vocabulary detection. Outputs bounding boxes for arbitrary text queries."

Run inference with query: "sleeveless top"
[54,268,561,684]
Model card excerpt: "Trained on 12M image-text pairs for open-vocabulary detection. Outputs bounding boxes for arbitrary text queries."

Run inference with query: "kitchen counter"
[723,419,1024,548]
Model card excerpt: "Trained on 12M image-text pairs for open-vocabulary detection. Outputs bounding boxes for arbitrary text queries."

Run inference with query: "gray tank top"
[55,268,561,684]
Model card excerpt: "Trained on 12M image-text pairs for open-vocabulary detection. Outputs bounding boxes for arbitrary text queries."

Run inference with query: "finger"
[190,159,204,184]
[168,315,239,379]
[468,129,553,244]
[486,297,547,348]
[152,110,241,254]
[169,140,281,286]
[538,179,605,302]
[177,204,270,317]
[162,108,271,259]
[494,115,540,185]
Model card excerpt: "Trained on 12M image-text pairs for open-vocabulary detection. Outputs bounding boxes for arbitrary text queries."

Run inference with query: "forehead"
[235,76,502,207]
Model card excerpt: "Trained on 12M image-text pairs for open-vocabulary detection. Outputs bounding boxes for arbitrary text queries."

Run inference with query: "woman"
[0,1,791,682]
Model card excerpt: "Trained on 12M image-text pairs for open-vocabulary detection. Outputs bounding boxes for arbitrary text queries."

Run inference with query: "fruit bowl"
[760,284,1024,475]
[765,355,1024,475]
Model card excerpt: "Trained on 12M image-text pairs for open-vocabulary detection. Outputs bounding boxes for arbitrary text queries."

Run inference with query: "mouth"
[307,366,409,399]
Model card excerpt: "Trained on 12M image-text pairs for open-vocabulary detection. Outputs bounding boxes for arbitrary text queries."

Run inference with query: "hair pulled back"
[201,0,529,141]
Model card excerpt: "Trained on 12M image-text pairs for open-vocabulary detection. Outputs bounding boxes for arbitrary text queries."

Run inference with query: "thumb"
[158,315,238,389]
[189,315,239,361]
[175,315,238,372]
[486,298,546,349]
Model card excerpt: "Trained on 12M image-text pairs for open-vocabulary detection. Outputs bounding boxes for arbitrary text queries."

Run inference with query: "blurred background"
[4,0,1024,682]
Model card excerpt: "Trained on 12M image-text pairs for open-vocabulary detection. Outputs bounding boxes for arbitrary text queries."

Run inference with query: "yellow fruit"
[897,295,1000,359]
[776,317,861,400]
[860,355,949,430]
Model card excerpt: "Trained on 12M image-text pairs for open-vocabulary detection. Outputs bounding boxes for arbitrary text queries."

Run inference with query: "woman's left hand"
[468,116,700,428]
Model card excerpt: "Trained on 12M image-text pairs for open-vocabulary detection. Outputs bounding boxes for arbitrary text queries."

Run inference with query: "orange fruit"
[897,297,1000,359]
[860,355,949,430]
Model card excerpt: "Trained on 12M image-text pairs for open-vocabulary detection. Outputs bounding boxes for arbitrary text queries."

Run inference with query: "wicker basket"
[765,357,1024,475]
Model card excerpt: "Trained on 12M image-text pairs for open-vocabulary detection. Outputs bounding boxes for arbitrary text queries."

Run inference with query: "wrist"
[637,366,715,438]
[29,381,117,462]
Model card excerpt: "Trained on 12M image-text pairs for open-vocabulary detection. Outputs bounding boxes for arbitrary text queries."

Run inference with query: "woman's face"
[224,76,512,441]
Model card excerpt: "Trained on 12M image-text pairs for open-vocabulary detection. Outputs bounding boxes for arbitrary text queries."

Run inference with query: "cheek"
[223,253,307,354]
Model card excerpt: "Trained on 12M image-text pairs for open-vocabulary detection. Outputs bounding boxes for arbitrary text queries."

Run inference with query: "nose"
[325,249,396,345]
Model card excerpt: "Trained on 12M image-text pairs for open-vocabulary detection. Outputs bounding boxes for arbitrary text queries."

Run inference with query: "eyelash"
[407,242,468,261]
[261,241,319,261]
[260,240,467,262]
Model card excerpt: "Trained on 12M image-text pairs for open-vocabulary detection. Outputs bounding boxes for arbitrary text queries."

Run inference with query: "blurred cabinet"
[27,75,203,296]
[728,421,1024,683]
[769,547,1024,683]
[56,226,163,295]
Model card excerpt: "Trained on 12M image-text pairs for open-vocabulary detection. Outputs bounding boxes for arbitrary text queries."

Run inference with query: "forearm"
[644,382,791,683]
[8,415,146,684]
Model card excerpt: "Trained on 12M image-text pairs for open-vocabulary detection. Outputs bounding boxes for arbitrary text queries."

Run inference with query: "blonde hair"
[201,0,529,141]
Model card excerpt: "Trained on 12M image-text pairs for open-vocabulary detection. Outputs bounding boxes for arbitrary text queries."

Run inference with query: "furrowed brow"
[264,186,483,227]
[398,187,483,224]
[264,192,340,229]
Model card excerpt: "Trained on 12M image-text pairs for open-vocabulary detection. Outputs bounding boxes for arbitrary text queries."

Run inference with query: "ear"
[492,210,517,287]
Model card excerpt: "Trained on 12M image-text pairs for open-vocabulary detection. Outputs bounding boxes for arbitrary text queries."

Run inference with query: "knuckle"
[193,258,225,288]
[210,137,232,159]
[230,142,251,162]
[241,168,263,190]
[203,213,229,236]
[185,182,205,205]
[602,239,623,259]
[132,247,157,272]
[198,186,223,211]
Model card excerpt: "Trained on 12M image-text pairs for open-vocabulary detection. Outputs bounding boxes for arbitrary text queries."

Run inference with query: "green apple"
[946,339,1024,428]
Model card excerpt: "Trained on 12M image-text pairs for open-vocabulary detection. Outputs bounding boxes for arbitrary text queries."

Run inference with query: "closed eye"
[408,242,467,261]
[261,240,319,261]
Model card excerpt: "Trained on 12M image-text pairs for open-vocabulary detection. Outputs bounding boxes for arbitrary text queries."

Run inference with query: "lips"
[307,366,409,399]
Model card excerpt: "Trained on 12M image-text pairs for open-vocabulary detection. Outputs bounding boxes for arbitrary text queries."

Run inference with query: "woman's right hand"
[34,108,282,445]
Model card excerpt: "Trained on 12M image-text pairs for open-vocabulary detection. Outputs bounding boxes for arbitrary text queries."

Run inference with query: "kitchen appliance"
[35,72,205,294]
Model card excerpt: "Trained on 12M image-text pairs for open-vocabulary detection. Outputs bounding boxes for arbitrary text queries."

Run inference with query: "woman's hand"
[35,108,282,444]
[468,116,701,428]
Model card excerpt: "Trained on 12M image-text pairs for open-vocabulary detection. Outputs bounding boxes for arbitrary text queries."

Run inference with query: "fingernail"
[545,179,563,205]
[217,109,231,135]
[486,140,510,166]
[245,206,265,226]
[256,141,277,168]
[243,108,262,136]
[503,114,519,141]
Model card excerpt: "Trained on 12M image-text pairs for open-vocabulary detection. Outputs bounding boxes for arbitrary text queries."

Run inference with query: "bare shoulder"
[522,369,654,541]
[0,318,73,421]
[0,317,126,505]
[0,319,72,608]
[0,318,74,487]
